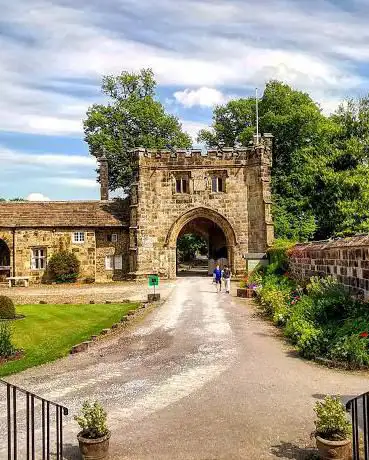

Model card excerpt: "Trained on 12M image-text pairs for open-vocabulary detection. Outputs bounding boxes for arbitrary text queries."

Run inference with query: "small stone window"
[107,233,118,243]
[176,177,189,194]
[72,232,85,243]
[212,176,225,193]
[31,248,47,270]
[105,255,123,270]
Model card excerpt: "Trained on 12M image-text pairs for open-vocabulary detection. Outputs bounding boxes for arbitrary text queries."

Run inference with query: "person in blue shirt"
[213,264,222,293]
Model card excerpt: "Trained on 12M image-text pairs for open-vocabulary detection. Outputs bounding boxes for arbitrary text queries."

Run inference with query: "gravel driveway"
[1,276,369,459]
[0,279,176,304]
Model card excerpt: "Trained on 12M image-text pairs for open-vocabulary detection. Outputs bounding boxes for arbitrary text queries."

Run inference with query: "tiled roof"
[0,200,129,228]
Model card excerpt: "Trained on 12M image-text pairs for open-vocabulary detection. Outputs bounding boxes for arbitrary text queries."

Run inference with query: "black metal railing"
[0,379,68,460]
[346,391,369,460]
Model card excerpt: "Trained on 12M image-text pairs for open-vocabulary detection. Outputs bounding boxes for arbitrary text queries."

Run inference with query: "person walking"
[223,265,231,294]
[213,264,222,293]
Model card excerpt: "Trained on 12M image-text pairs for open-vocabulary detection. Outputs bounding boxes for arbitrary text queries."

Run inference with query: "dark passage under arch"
[0,239,10,281]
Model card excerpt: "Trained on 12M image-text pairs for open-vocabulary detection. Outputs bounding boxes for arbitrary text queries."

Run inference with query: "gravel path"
[0,280,176,304]
[1,277,369,459]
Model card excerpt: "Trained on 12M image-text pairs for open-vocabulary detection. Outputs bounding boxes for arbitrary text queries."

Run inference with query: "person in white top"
[222,265,231,294]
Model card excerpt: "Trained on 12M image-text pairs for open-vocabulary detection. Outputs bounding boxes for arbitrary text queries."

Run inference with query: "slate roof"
[0,200,129,228]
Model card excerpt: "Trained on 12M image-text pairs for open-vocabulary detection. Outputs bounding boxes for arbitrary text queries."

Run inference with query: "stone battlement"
[133,133,273,162]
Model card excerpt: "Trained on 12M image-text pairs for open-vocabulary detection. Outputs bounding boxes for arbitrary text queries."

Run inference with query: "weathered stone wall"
[12,228,96,283]
[289,235,369,299]
[0,227,130,284]
[130,135,274,278]
[96,229,129,282]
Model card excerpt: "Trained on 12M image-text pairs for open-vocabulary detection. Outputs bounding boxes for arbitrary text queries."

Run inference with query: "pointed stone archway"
[165,207,238,278]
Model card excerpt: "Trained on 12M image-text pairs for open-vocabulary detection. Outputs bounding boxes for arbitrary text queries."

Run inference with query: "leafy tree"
[198,81,328,240]
[84,68,192,192]
[177,234,208,262]
[305,97,369,237]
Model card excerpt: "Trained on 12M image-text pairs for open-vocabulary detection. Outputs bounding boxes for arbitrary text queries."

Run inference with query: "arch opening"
[166,208,236,278]
[0,239,11,282]
[177,217,228,276]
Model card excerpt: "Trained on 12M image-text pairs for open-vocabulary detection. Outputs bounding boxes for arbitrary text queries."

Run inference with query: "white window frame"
[31,248,47,270]
[212,176,225,193]
[105,254,123,271]
[73,232,85,244]
[114,255,122,270]
[111,233,118,243]
[175,177,189,194]
[105,255,113,270]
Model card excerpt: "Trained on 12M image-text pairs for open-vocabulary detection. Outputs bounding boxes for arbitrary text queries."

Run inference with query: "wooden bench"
[6,276,30,288]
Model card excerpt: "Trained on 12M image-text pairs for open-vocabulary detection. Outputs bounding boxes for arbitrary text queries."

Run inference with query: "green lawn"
[0,302,138,377]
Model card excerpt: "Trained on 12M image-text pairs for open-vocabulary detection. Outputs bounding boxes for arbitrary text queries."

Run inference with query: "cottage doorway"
[0,239,10,282]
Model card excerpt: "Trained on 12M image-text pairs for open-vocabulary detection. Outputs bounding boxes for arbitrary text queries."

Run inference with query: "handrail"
[346,391,369,460]
[0,379,68,414]
[0,378,69,460]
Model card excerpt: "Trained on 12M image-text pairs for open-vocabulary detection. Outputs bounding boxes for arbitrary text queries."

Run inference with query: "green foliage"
[47,251,80,283]
[177,234,208,262]
[0,322,16,358]
[266,239,296,275]
[329,335,369,368]
[314,396,351,441]
[0,296,16,319]
[256,268,369,367]
[199,81,369,240]
[306,276,353,323]
[84,68,191,192]
[75,401,109,439]
[0,302,139,377]
[296,325,325,359]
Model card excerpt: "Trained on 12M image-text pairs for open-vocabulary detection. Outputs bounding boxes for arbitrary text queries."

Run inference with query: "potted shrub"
[313,395,351,459]
[75,401,110,460]
[237,275,257,298]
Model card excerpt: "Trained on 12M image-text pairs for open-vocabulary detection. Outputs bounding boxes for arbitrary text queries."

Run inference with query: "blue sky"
[1,0,369,200]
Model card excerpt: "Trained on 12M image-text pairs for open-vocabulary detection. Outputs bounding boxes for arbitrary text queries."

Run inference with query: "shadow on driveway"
[271,441,319,459]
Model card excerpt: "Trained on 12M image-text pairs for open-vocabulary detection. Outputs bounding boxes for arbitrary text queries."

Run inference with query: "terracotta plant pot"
[77,431,111,460]
[237,288,255,298]
[315,435,351,460]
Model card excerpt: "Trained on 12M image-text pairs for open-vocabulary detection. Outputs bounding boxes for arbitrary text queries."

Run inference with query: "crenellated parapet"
[131,133,273,166]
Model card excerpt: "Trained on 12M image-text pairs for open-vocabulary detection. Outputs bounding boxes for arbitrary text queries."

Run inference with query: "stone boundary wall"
[288,235,369,299]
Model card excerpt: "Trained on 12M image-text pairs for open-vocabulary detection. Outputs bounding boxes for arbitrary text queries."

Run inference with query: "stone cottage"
[0,134,274,284]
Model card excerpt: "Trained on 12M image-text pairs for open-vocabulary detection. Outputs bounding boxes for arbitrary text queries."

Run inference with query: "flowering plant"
[359,331,369,338]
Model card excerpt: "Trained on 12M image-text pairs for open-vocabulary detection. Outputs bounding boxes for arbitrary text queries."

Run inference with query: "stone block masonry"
[289,235,369,299]
[129,135,274,279]
[0,136,274,283]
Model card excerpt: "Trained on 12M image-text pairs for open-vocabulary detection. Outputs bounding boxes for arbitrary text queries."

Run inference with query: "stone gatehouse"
[0,134,274,284]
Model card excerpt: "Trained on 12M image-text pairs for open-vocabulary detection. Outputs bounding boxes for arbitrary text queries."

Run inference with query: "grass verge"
[0,302,138,377]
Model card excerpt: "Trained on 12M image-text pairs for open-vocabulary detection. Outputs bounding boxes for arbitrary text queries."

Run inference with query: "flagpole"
[255,87,259,144]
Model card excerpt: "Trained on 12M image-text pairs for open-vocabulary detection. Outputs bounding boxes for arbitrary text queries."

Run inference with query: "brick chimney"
[99,155,109,201]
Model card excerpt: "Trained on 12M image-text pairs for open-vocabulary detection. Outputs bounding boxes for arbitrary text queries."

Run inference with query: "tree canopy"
[85,70,369,241]
[199,81,369,241]
[84,68,192,192]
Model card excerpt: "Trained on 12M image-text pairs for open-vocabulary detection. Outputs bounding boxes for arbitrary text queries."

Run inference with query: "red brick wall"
[288,236,369,298]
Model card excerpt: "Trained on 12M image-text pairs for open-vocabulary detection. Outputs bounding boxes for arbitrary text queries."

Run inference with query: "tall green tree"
[84,68,192,192]
[305,97,369,238]
[198,81,330,240]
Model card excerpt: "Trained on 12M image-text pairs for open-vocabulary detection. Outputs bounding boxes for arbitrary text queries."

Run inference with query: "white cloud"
[0,147,96,167]
[0,0,368,136]
[174,87,228,108]
[180,120,210,142]
[27,192,50,201]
